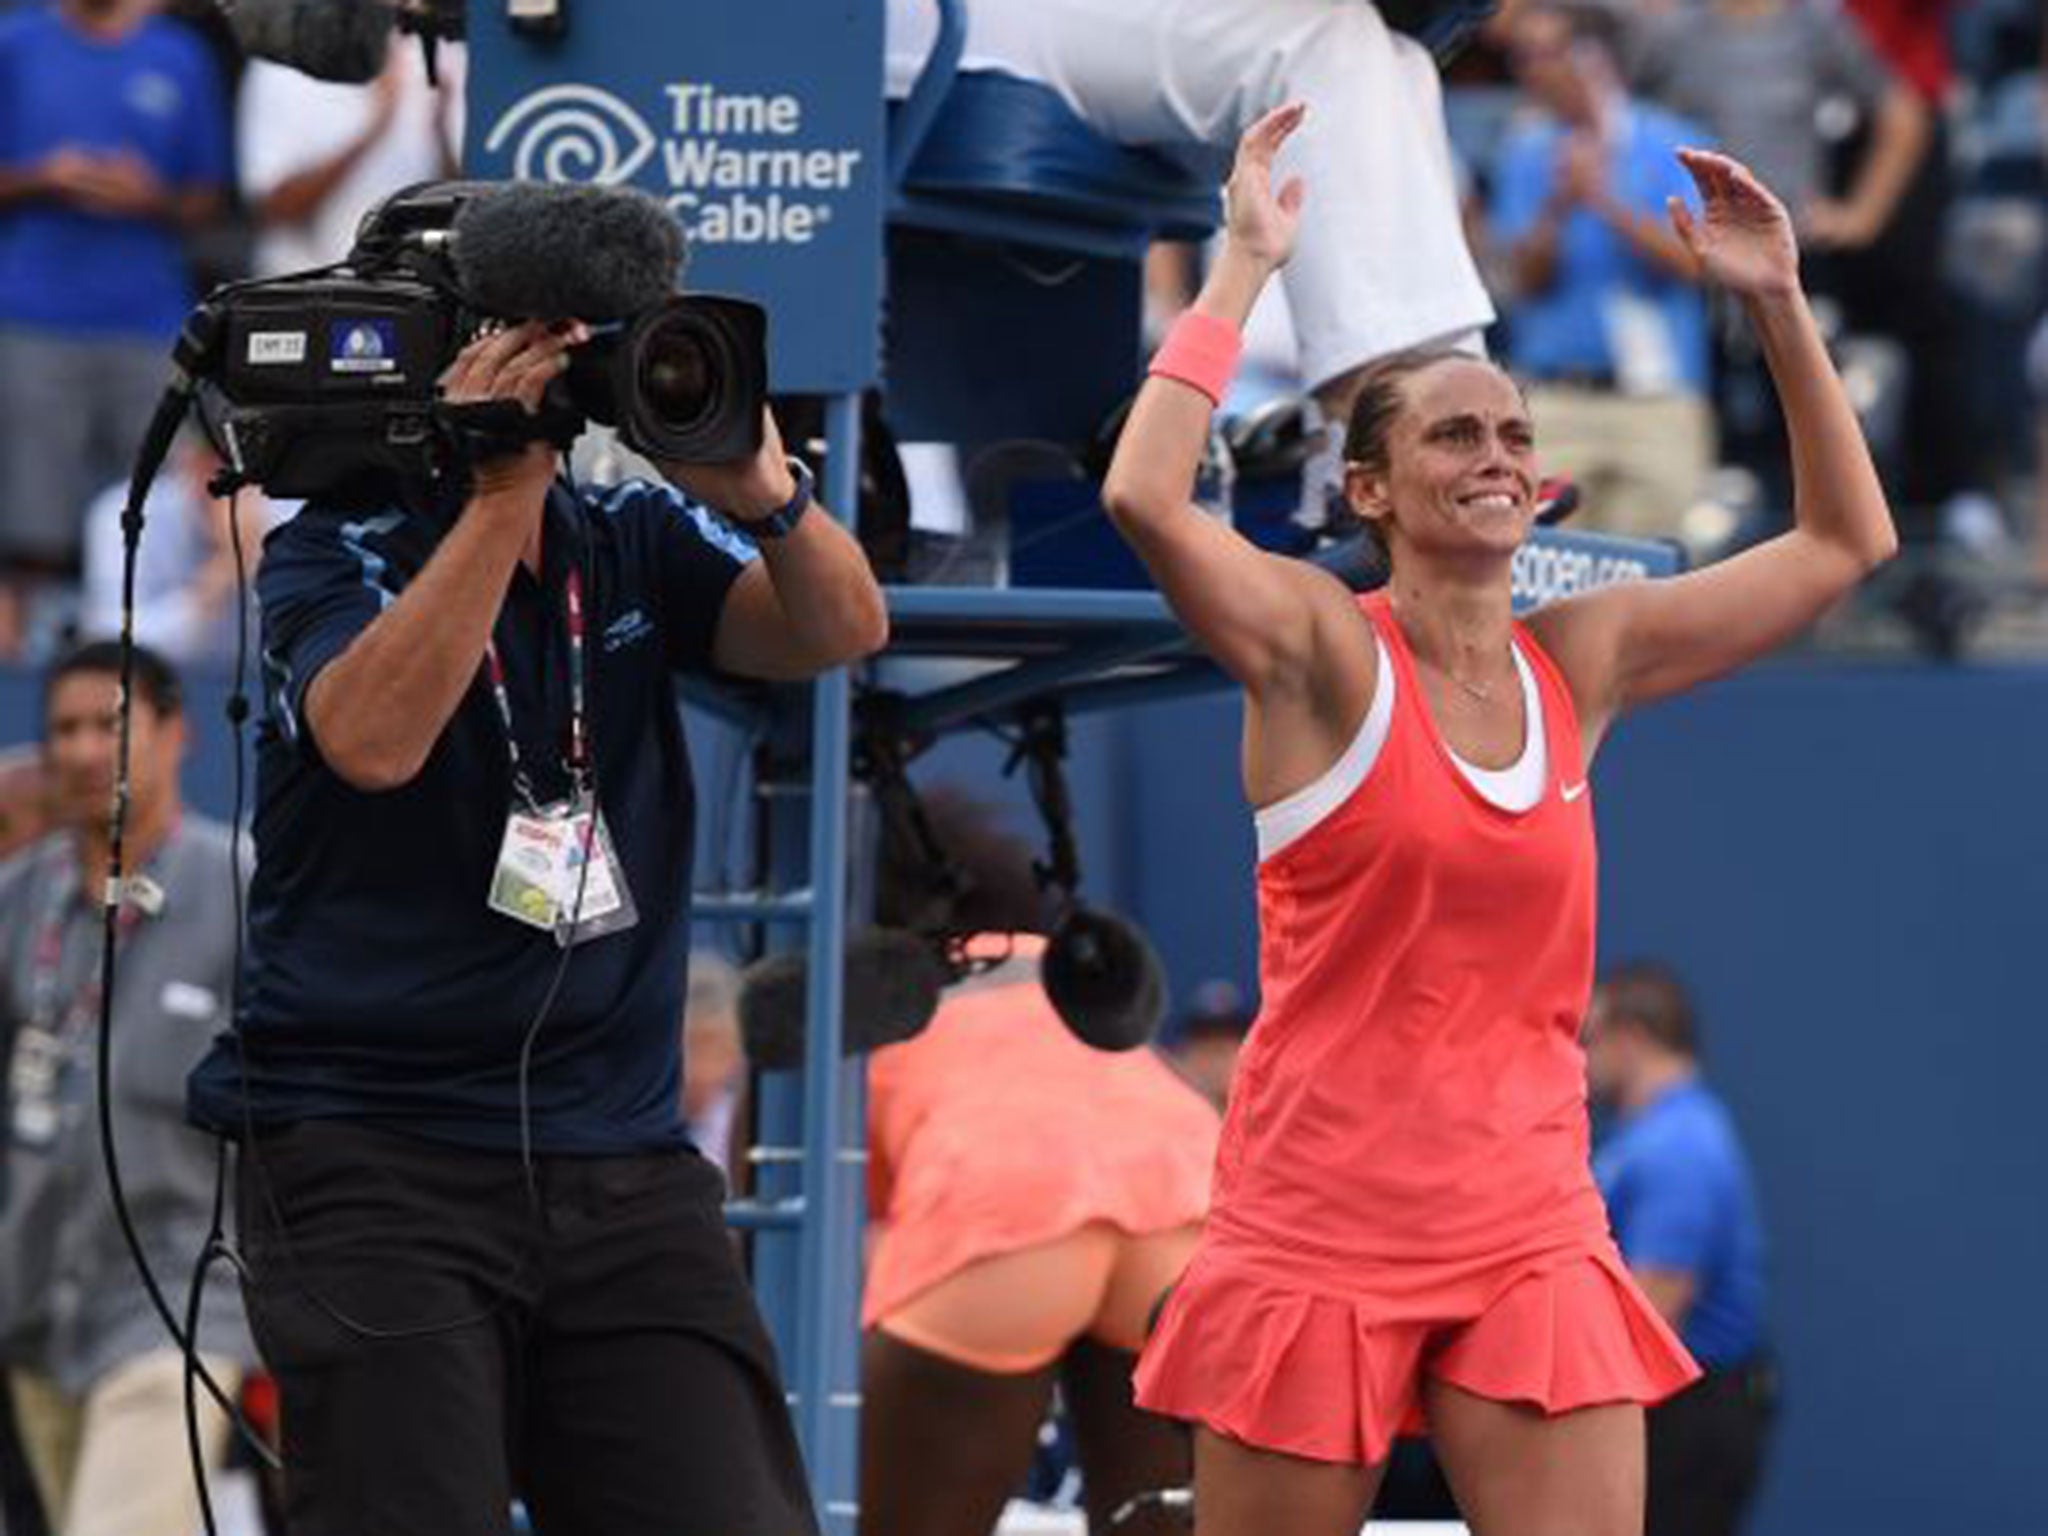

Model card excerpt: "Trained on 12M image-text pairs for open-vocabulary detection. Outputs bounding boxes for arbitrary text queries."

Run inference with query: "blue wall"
[4,657,2043,1533]
[1591,664,2048,1536]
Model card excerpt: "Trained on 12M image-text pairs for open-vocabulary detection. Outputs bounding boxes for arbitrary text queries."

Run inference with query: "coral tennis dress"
[864,950,1220,1329]
[1134,593,1698,1465]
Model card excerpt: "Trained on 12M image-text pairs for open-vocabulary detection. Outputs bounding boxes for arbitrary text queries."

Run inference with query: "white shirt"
[239,43,465,278]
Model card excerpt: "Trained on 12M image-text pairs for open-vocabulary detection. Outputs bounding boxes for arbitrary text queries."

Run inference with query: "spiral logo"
[483,84,658,185]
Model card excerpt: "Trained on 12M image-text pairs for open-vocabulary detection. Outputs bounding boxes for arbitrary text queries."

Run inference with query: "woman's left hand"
[1668,148,1800,301]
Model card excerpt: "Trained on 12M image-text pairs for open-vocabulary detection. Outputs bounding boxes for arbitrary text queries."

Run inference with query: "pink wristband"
[1148,310,1243,407]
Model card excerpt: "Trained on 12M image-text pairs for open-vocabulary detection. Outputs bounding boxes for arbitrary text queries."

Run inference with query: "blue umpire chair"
[882,0,1222,464]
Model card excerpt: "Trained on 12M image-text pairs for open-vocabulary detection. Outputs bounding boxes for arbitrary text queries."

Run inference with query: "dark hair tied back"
[1340,345,1477,471]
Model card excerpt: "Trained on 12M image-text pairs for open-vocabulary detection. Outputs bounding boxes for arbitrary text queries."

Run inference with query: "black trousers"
[236,1121,818,1536]
[1645,1355,1778,1536]
[0,1368,49,1536]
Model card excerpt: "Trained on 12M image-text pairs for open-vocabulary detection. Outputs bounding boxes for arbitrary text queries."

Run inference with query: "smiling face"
[1344,356,1538,566]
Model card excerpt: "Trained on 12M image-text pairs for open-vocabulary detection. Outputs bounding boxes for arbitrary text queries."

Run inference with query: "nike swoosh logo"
[1561,780,1589,802]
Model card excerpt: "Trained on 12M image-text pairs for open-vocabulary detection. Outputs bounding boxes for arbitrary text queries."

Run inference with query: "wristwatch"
[735,456,815,540]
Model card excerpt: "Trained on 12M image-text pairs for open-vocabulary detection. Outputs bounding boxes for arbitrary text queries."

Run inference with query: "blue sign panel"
[1511,526,1683,611]
[465,2,885,393]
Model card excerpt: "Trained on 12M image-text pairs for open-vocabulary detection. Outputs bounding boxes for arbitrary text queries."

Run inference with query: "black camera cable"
[173,474,265,1536]
[95,407,282,1536]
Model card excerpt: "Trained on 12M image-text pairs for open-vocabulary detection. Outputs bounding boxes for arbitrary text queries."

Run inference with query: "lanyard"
[25,849,148,1043]
[481,565,589,812]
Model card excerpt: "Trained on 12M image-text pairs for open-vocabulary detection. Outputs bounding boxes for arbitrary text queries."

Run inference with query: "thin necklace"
[1446,669,1494,704]
[1442,644,1506,704]
[1392,592,1505,704]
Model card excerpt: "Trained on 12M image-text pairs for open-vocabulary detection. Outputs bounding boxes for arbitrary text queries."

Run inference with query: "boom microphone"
[736,927,950,1073]
[1040,907,1166,1053]
[450,182,685,322]
[223,0,395,85]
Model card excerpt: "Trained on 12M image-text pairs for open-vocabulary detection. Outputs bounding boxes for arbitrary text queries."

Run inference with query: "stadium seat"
[878,1,1219,466]
[891,72,1221,258]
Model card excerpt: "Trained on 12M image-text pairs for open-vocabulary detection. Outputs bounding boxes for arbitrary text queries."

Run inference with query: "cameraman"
[185,316,887,1536]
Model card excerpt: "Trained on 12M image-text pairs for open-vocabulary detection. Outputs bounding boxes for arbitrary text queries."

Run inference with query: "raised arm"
[1531,150,1897,753]
[1100,104,1362,704]
[305,322,581,791]
[657,409,890,681]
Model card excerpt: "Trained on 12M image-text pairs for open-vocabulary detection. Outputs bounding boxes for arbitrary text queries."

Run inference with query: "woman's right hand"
[1222,102,1308,272]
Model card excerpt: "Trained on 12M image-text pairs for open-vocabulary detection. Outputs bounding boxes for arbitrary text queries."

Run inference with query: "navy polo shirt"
[187,478,755,1153]
[1594,1079,1767,1368]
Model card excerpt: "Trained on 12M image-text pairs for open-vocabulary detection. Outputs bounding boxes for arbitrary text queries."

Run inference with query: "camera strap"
[11,844,153,1150]
[442,398,585,466]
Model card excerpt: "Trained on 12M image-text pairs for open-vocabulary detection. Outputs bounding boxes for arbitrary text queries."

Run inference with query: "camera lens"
[613,295,768,463]
[636,321,719,429]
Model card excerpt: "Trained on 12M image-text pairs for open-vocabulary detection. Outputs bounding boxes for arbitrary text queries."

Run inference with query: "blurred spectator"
[76,432,283,667]
[0,747,45,866]
[0,640,251,1536]
[1632,0,1926,247]
[1630,0,1927,513]
[239,36,463,278]
[1586,961,1775,1536]
[1827,0,1971,532]
[0,0,231,659]
[887,0,1496,522]
[1163,976,1252,1112]
[1489,1,1712,540]
[1951,0,2044,87]
[681,951,745,1181]
[158,0,253,296]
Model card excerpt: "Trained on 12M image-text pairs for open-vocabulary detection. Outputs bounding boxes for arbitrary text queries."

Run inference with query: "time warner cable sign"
[466,2,885,394]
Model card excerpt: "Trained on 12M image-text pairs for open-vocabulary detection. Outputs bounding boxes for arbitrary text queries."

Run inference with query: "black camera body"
[205,271,455,499]
[187,181,768,500]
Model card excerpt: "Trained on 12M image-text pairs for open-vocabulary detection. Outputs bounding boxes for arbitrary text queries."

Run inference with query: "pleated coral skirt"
[1134,1233,1699,1466]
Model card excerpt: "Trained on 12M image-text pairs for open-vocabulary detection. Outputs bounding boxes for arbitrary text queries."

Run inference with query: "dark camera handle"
[439,397,585,466]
